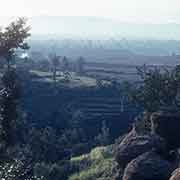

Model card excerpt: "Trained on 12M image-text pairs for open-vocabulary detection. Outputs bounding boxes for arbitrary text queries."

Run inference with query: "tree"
[70,110,85,129]
[95,121,110,146]
[76,56,85,75]
[0,18,30,147]
[49,53,60,87]
[119,81,133,112]
[61,56,69,73]
[132,65,180,112]
[96,77,103,89]
[0,17,30,69]
[0,69,21,146]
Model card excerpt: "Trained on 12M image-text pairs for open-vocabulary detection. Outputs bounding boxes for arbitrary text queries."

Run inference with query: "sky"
[0,0,180,23]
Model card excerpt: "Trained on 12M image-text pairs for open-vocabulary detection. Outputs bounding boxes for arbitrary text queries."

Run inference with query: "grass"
[69,146,119,180]
[30,70,97,87]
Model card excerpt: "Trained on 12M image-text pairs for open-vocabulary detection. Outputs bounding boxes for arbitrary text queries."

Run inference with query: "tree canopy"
[132,65,180,112]
[0,17,30,67]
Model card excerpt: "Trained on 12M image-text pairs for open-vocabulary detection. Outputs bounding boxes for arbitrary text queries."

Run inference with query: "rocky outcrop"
[169,168,180,180]
[115,110,180,180]
[151,111,180,150]
[123,151,172,180]
[115,128,165,168]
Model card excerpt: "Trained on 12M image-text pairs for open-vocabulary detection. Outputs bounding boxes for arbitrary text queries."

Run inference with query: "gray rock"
[169,168,180,180]
[123,151,172,180]
[115,128,165,168]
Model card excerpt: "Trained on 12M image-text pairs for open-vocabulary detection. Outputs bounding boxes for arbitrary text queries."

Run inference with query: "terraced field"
[72,95,139,139]
[85,62,173,83]
[23,69,140,140]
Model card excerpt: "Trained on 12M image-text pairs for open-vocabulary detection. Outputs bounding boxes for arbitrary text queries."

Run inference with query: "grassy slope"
[69,146,119,180]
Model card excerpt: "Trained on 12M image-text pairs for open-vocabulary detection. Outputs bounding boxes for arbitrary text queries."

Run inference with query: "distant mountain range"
[1,16,180,40]
[29,16,180,40]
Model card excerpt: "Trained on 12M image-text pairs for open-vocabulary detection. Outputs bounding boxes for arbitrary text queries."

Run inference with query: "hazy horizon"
[1,15,180,40]
[0,0,180,24]
[1,0,180,40]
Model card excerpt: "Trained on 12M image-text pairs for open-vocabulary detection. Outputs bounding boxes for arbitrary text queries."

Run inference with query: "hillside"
[69,145,119,180]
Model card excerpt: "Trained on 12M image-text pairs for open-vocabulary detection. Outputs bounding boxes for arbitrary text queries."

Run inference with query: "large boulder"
[169,168,180,180]
[115,128,165,168]
[123,151,172,180]
[151,111,180,150]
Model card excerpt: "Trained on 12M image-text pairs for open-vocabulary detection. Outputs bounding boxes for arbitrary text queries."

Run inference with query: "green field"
[30,70,97,87]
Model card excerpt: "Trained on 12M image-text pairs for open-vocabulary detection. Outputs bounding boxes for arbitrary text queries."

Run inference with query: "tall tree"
[0,17,30,69]
[49,53,60,88]
[0,18,30,147]
[76,56,85,75]
[132,65,180,112]
[0,69,21,146]
[62,56,69,73]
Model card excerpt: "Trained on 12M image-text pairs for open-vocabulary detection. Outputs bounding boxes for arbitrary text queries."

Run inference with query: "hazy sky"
[0,0,180,23]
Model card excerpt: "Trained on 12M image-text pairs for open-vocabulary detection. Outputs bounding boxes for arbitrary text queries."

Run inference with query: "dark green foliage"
[96,77,104,88]
[151,111,180,150]
[0,69,21,146]
[33,161,72,180]
[95,121,111,146]
[28,127,64,162]
[0,17,30,68]
[0,17,30,146]
[0,159,35,180]
[132,65,180,112]
[133,111,152,134]
[70,110,85,129]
